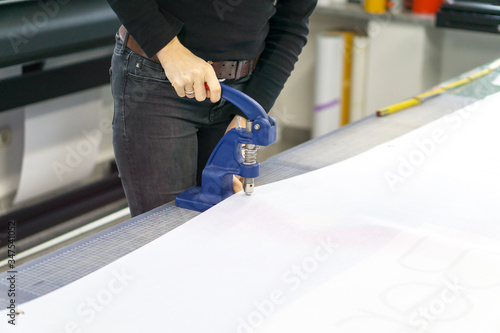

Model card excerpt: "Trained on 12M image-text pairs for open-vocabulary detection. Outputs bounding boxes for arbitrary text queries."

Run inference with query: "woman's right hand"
[156,37,221,103]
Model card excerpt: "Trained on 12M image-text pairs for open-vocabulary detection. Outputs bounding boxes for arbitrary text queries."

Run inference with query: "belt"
[118,25,259,81]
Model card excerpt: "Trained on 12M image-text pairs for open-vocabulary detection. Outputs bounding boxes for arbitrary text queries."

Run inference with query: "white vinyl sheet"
[2,93,500,333]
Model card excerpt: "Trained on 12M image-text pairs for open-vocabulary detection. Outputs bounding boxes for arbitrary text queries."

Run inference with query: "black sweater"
[106,0,317,114]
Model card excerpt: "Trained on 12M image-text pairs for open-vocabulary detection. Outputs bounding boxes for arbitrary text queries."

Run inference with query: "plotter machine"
[0,0,123,254]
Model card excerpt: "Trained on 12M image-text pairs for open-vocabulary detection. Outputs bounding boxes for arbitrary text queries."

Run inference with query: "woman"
[106,0,317,216]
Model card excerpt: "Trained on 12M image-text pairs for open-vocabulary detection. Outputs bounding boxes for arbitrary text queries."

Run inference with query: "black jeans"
[110,34,251,216]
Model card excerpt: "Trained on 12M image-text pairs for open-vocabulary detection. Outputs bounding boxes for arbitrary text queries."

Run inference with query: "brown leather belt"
[118,25,258,81]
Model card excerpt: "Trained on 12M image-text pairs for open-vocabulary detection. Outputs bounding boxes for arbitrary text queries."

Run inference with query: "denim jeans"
[110,34,251,216]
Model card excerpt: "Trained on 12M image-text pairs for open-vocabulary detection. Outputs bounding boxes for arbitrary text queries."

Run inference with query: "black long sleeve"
[105,0,317,114]
[234,0,317,113]
[105,0,183,57]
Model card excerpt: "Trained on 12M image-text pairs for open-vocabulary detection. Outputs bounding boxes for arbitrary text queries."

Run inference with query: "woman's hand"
[156,37,221,103]
[233,175,244,193]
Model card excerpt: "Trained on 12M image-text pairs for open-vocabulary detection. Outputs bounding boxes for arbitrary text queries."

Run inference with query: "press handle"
[217,83,267,121]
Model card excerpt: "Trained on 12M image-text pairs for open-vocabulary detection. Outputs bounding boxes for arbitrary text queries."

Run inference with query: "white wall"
[439,29,500,82]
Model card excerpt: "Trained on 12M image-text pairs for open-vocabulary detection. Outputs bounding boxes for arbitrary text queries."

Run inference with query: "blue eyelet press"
[175,83,277,212]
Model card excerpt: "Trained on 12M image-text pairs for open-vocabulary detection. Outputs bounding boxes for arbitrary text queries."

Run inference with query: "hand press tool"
[175,83,277,212]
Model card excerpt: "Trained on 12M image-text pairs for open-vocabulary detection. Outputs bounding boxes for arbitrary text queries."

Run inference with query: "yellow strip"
[377,98,420,117]
[416,88,446,101]
[468,68,491,80]
[441,77,471,90]
[341,32,353,126]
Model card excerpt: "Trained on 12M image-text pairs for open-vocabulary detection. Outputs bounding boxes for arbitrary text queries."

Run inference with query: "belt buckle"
[235,59,251,80]
[235,60,244,80]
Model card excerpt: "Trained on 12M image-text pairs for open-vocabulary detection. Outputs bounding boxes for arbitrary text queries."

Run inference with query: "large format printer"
[0,0,122,257]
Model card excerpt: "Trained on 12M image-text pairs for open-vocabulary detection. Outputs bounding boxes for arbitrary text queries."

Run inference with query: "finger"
[205,71,221,103]
[171,81,187,98]
[193,74,206,102]
[233,175,243,193]
[184,84,195,99]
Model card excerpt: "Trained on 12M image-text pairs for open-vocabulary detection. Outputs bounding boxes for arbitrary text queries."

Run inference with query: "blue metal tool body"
[175,83,277,212]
